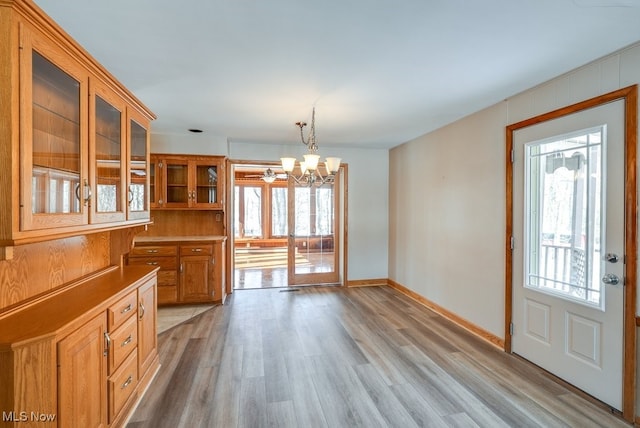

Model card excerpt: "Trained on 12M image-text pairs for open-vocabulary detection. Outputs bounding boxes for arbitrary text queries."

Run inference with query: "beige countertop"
[135,235,227,243]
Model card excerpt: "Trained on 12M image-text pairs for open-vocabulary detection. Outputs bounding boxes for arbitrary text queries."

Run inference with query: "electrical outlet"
[215,213,221,222]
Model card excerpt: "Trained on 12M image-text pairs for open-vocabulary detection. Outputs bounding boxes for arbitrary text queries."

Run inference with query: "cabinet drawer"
[158,270,177,286]
[109,315,138,374]
[128,256,177,270]
[131,245,178,256]
[180,245,212,256]
[108,291,137,331]
[158,285,178,304]
[108,349,139,423]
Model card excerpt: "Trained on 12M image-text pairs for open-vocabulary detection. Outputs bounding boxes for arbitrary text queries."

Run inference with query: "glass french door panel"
[290,182,337,283]
[525,128,604,307]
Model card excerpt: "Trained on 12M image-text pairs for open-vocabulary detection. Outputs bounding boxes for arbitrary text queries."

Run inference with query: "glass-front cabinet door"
[164,159,190,208]
[127,110,150,220]
[20,29,89,231]
[192,161,222,208]
[90,81,126,223]
[149,156,165,208]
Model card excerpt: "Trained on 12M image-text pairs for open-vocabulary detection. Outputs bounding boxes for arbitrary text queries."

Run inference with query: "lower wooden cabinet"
[128,237,226,305]
[58,314,108,428]
[180,253,213,302]
[0,265,159,428]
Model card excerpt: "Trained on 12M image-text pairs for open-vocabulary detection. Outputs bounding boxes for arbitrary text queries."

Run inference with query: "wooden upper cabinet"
[0,2,155,249]
[127,109,151,220]
[90,78,127,224]
[151,154,225,210]
[20,24,90,231]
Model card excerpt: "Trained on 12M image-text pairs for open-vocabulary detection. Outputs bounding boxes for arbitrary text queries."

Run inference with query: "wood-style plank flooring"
[127,286,630,427]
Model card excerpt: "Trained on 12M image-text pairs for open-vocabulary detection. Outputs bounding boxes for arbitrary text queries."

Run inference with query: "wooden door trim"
[504,85,637,421]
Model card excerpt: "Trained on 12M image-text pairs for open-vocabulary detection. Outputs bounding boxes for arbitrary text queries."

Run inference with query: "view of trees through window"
[234,183,333,239]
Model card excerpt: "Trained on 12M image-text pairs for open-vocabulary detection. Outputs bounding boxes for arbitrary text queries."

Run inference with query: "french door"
[287,170,341,286]
[511,100,625,409]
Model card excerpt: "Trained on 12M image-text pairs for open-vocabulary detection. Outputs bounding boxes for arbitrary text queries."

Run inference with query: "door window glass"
[525,127,604,307]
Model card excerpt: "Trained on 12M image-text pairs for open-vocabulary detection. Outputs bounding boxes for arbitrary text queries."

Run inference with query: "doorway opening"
[230,162,345,289]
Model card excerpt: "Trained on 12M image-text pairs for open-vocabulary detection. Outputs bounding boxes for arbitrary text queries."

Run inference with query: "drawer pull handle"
[121,304,132,314]
[146,249,158,253]
[191,248,202,252]
[146,262,159,266]
[122,335,133,347]
[121,375,133,390]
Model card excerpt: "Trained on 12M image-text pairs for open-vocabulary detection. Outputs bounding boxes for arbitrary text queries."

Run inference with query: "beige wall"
[389,41,640,339]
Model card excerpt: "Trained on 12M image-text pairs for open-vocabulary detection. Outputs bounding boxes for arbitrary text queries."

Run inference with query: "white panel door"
[512,100,625,409]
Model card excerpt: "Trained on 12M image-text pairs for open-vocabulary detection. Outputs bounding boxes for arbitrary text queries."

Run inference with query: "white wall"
[389,41,640,339]
[151,132,228,155]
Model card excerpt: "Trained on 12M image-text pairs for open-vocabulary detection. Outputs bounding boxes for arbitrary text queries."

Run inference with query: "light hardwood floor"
[128,285,631,427]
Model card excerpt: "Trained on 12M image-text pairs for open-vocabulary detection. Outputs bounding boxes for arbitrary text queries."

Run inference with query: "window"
[294,185,334,237]
[525,127,604,307]
[271,187,287,236]
[237,186,262,237]
[234,180,334,239]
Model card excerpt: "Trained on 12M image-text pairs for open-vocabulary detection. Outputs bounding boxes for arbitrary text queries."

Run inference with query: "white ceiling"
[33,0,640,149]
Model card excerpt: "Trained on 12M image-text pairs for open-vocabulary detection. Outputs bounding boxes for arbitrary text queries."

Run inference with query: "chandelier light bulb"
[281,157,296,173]
[303,154,320,171]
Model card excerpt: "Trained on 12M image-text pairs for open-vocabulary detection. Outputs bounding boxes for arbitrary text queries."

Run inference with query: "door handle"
[604,253,619,263]
[602,273,620,285]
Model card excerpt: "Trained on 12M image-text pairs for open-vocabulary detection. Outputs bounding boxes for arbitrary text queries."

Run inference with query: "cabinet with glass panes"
[150,154,225,210]
[91,79,126,224]
[0,2,155,251]
[128,109,151,220]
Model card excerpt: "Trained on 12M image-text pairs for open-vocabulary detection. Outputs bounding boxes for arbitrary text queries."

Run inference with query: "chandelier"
[280,108,341,186]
